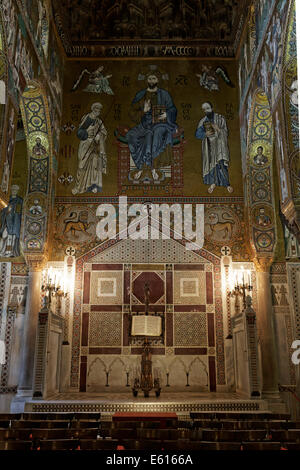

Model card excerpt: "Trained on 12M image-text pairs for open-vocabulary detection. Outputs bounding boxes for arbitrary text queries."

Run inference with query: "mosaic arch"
[246,89,276,255]
[0,12,7,162]
[19,80,54,255]
[70,235,225,392]
[282,0,299,201]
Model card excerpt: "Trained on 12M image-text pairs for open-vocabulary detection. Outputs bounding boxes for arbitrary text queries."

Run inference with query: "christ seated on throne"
[114,125,185,185]
[115,71,185,188]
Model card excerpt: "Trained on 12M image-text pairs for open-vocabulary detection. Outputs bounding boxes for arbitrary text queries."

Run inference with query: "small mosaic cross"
[66,246,76,256]
[221,246,231,256]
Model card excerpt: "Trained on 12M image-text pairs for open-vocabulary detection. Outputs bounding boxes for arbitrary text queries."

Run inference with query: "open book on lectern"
[131,315,162,337]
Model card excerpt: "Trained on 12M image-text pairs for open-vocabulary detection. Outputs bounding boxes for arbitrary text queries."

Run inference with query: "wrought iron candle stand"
[41,281,67,311]
[55,288,68,312]
[131,283,162,398]
[229,288,243,315]
[229,273,253,314]
[41,282,57,308]
[132,338,161,398]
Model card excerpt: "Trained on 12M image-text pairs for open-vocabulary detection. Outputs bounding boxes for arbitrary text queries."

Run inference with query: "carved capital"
[253,256,273,273]
[24,254,48,272]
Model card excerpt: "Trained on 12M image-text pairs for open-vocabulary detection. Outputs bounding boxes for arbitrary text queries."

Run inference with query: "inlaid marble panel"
[89,312,122,346]
[174,271,206,304]
[174,312,207,347]
[90,271,123,305]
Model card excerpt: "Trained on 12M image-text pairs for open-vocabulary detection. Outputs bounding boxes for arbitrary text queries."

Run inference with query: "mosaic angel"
[196,65,235,92]
[71,65,114,95]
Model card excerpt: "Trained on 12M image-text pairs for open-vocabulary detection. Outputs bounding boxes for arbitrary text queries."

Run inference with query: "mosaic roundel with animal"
[204,206,240,245]
[58,206,96,244]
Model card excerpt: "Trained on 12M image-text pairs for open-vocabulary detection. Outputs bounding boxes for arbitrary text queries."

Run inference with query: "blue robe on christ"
[126,88,177,170]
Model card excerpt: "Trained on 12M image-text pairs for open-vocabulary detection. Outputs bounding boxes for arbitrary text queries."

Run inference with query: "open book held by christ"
[131,315,162,337]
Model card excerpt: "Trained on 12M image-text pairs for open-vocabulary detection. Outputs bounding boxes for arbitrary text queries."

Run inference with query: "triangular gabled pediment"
[77,234,219,265]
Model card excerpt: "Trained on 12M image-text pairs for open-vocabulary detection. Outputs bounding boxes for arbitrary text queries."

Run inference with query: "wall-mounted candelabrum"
[229,268,253,315]
[41,268,67,311]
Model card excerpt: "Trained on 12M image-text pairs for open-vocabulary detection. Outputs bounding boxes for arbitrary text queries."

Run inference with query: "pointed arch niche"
[0,79,55,260]
[0,0,57,260]
[0,71,55,262]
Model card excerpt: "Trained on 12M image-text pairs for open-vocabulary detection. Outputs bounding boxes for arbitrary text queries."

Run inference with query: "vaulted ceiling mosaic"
[52,0,250,58]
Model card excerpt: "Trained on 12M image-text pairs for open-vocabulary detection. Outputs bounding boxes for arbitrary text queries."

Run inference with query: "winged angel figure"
[196,65,235,91]
[71,65,114,95]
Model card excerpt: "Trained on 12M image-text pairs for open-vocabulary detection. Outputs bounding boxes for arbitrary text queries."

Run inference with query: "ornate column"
[10,83,54,410]
[15,255,45,397]
[253,256,279,399]
[244,91,282,405]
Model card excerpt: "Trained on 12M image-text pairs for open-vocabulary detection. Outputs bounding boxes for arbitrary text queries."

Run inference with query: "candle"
[240,266,243,286]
